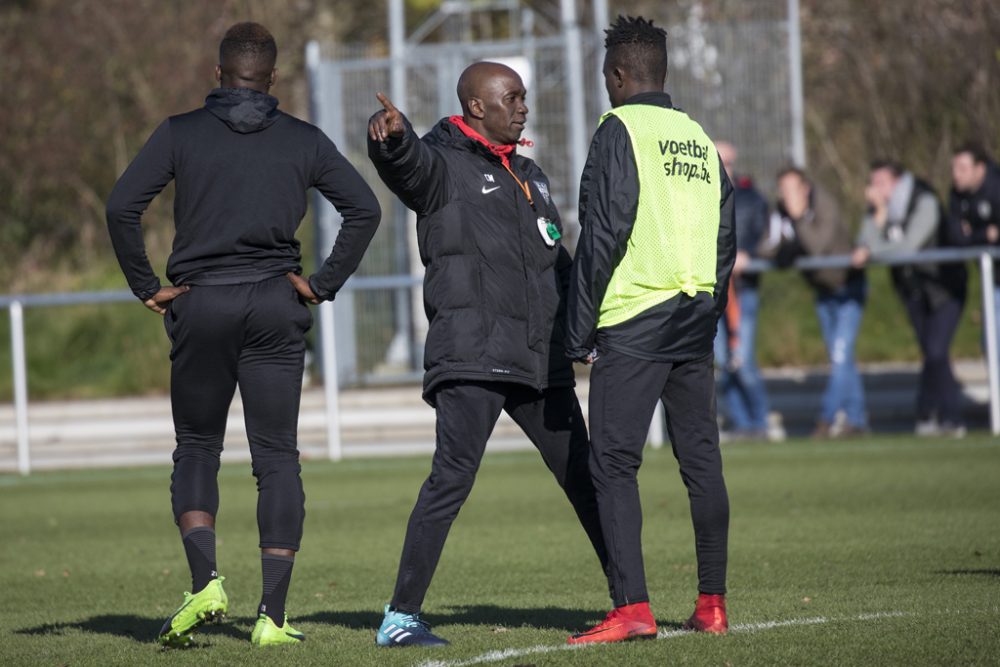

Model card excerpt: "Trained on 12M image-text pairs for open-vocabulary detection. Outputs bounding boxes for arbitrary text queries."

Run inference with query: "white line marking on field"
[413,611,913,667]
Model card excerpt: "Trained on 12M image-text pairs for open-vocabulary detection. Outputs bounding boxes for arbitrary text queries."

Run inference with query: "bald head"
[457,62,521,113]
[455,61,528,146]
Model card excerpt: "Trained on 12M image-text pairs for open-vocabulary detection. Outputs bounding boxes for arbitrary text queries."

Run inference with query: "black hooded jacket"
[368,117,574,404]
[107,87,381,301]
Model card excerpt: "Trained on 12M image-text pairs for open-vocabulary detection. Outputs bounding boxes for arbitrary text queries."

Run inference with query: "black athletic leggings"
[588,349,729,606]
[164,275,312,550]
[390,380,610,613]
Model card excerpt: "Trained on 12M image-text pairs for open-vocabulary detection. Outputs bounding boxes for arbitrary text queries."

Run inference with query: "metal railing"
[744,246,1000,436]
[4,246,999,474]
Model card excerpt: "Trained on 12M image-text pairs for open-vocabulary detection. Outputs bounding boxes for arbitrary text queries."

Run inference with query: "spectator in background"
[759,167,868,438]
[948,143,1000,355]
[852,161,967,437]
[713,141,772,440]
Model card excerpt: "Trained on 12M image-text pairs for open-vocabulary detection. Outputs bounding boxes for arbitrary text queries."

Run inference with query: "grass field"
[2,436,998,666]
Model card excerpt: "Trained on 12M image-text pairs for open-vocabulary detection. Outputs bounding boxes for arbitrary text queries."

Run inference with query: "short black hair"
[954,142,991,165]
[219,22,277,75]
[604,15,668,85]
[870,159,903,177]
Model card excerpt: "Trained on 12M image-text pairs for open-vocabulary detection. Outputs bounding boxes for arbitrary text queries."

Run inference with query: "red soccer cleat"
[567,602,657,645]
[682,593,728,634]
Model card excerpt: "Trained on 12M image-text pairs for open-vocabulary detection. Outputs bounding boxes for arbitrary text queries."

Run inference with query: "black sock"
[259,554,295,625]
[181,527,217,593]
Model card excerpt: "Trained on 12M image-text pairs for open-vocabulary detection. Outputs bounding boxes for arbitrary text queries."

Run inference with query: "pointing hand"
[368,92,406,142]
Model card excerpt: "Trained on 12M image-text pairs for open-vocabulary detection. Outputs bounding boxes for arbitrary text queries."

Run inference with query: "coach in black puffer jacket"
[369,103,574,404]
[365,64,609,636]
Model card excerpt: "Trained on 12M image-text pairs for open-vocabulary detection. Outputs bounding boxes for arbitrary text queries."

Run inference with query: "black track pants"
[904,295,965,425]
[165,275,312,550]
[588,349,729,606]
[390,381,610,613]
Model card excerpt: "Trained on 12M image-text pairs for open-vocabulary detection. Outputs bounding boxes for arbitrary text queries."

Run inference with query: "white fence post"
[787,0,807,167]
[561,0,588,226]
[10,301,30,475]
[649,401,665,449]
[979,252,1000,436]
[319,301,343,461]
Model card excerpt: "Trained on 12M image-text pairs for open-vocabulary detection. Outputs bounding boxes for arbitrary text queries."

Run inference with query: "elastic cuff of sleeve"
[308,275,330,303]
[134,282,161,302]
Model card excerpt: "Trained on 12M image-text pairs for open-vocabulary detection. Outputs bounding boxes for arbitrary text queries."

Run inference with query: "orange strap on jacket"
[501,163,534,207]
[449,115,535,208]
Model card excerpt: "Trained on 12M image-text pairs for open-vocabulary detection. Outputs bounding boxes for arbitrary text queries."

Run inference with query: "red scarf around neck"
[449,115,536,206]
[448,115,516,168]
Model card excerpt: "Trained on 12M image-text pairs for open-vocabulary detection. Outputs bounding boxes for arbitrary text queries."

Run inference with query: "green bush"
[757,265,984,367]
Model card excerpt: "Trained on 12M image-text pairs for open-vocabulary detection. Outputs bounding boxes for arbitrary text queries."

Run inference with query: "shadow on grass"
[16,607,687,641]
[14,614,256,643]
[299,605,685,633]
[935,568,1000,577]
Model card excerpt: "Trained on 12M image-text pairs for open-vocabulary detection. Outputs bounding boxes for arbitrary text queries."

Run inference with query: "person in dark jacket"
[759,167,868,438]
[713,140,772,440]
[106,23,381,647]
[852,161,967,436]
[565,16,736,645]
[366,62,609,648]
[948,143,1000,358]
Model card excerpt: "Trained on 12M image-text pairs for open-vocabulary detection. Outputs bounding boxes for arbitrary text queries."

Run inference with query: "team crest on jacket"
[534,180,551,205]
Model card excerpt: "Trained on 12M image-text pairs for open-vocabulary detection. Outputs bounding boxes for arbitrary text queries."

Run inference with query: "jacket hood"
[427,118,482,149]
[205,88,280,134]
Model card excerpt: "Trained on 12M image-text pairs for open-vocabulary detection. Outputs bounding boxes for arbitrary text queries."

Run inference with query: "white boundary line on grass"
[414,611,912,667]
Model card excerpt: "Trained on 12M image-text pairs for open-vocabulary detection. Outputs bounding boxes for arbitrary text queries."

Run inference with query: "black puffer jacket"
[368,117,574,404]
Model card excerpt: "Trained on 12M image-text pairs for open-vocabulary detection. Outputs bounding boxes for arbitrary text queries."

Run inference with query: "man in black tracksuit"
[566,16,735,644]
[106,23,380,646]
[366,62,609,648]
[948,143,1000,358]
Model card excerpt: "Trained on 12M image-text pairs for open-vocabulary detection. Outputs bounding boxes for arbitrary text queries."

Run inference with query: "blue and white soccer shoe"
[376,604,449,647]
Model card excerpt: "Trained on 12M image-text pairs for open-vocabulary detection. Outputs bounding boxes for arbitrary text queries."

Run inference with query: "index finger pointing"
[375,92,398,113]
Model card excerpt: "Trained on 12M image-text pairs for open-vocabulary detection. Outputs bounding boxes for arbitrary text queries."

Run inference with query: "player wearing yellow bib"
[566,16,736,644]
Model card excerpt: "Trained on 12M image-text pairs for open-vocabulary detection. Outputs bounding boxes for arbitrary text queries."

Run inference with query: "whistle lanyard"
[501,162,535,209]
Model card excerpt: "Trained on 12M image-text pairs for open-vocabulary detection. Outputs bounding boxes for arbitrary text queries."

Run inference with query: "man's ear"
[215,64,222,84]
[467,97,486,120]
[268,68,278,89]
[612,66,626,89]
